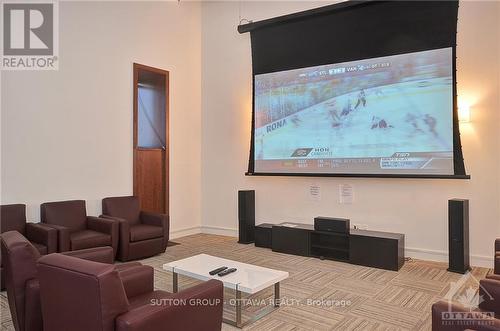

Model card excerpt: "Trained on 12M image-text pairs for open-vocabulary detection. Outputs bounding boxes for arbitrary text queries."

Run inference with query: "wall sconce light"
[458,104,471,123]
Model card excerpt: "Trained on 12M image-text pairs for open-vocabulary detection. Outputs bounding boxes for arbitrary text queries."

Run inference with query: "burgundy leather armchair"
[37,254,224,331]
[0,204,57,290]
[1,230,148,331]
[40,200,118,256]
[431,276,500,330]
[101,196,169,261]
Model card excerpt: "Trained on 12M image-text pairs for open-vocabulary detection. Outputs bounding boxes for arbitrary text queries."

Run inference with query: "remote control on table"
[209,267,228,275]
[217,268,237,277]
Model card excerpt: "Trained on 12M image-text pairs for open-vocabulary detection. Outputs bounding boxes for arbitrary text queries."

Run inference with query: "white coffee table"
[163,254,289,328]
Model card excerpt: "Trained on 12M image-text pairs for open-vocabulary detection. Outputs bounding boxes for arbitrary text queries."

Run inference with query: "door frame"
[133,63,169,214]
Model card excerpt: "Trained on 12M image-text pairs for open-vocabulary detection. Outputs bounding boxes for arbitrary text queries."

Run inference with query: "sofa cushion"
[102,196,141,225]
[129,224,163,242]
[37,254,129,331]
[0,204,26,235]
[127,289,172,310]
[40,200,87,232]
[70,230,111,251]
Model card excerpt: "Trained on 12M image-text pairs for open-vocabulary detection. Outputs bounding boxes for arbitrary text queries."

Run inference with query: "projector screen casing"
[240,0,469,179]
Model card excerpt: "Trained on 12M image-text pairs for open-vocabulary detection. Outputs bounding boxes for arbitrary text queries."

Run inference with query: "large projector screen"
[240,0,468,178]
[254,48,453,175]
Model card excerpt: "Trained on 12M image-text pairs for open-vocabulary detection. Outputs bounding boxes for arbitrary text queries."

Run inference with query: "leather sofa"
[37,253,224,331]
[431,276,500,330]
[0,204,57,290]
[40,200,118,256]
[1,230,151,331]
[101,196,169,261]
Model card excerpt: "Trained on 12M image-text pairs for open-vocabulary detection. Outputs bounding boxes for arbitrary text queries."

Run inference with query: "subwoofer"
[238,190,255,244]
[448,199,470,273]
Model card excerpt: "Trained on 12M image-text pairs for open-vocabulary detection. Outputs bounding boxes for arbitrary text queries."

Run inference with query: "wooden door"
[133,63,169,214]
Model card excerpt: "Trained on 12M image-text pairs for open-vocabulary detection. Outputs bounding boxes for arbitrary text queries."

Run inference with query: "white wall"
[1,1,202,237]
[201,1,500,267]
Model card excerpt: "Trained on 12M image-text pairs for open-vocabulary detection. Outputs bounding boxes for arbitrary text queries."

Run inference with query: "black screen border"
[241,0,469,180]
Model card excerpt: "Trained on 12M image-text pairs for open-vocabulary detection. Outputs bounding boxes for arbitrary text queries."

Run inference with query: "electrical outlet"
[353,224,368,230]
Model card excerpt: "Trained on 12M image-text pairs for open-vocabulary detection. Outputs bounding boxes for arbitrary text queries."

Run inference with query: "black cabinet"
[350,229,404,271]
[259,222,405,271]
[255,223,272,248]
[272,224,311,256]
[310,231,349,262]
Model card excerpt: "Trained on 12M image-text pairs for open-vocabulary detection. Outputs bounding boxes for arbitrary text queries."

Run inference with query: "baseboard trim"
[170,226,201,239]
[200,225,238,237]
[171,225,238,238]
[176,226,493,269]
[406,247,493,269]
[405,247,448,262]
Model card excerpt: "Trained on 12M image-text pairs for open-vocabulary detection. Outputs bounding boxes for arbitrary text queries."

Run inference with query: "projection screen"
[239,0,468,179]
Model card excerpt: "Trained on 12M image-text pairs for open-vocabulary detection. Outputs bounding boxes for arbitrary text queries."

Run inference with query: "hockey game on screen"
[253,47,454,175]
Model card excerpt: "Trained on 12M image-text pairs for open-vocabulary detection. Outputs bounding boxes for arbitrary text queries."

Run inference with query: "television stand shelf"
[255,222,404,271]
[310,230,349,261]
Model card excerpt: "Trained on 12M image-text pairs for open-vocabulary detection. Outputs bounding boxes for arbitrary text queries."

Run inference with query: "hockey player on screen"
[423,114,438,137]
[341,99,353,116]
[325,100,341,127]
[405,113,424,133]
[291,114,302,127]
[329,109,342,127]
[354,89,366,109]
[371,116,393,129]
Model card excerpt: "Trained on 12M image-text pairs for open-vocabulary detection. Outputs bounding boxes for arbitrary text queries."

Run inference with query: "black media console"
[254,222,404,271]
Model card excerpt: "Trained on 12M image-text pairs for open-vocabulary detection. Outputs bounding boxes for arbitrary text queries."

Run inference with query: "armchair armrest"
[116,280,223,331]
[479,278,500,314]
[100,215,131,260]
[25,223,58,253]
[25,278,43,331]
[61,246,114,264]
[487,273,500,281]
[87,216,118,234]
[117,265,154,299]
[141,211,169,248]
[432,300,495,331]
[100,215,130,236]
[41,223,70,252]
[470,319,500,331]
[87,216,119,256]
[461,321,500,331]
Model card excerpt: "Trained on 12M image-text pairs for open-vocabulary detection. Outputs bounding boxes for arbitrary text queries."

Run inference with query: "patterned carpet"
[0,233,493,330]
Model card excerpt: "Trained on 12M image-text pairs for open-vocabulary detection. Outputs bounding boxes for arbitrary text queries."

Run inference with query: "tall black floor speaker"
[448,199,470,273]
[238,190,255,244]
